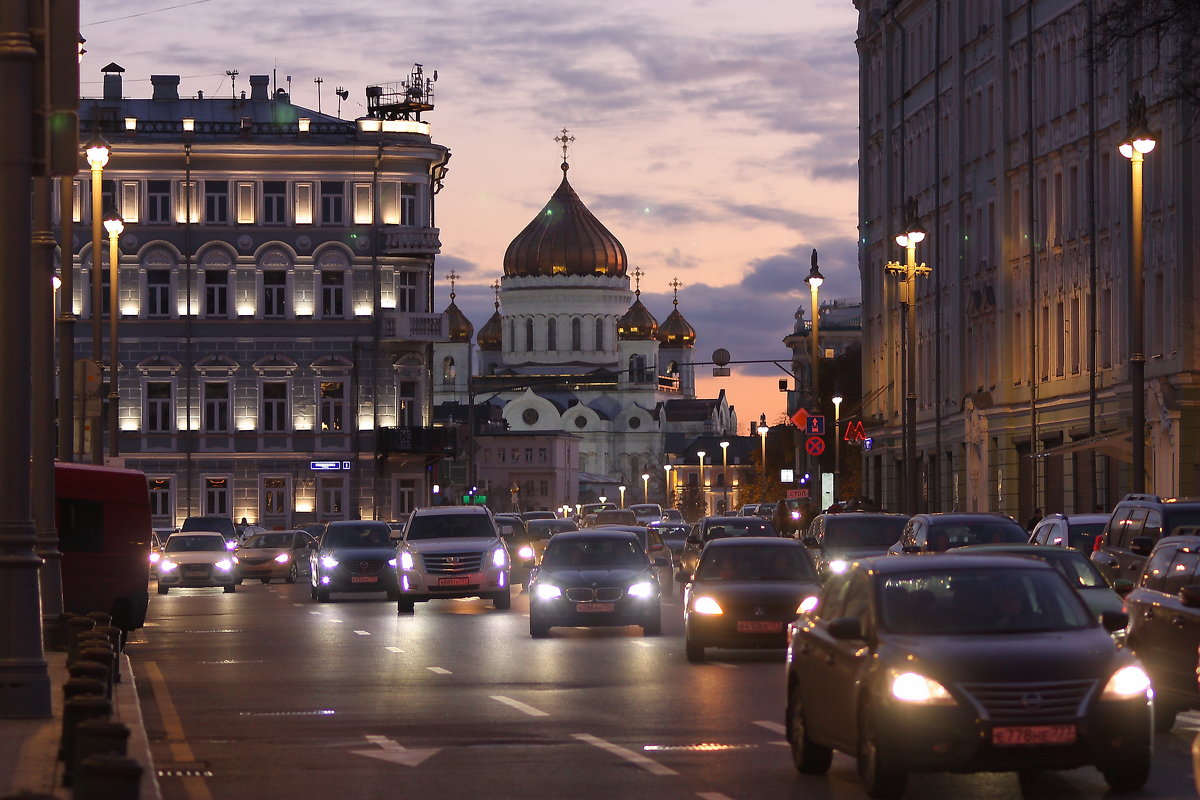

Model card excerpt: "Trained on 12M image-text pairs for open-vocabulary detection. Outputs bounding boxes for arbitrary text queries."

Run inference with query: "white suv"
[394,506,512,613]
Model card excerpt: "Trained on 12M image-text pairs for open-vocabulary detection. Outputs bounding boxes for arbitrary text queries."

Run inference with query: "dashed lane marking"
[428,667,452,675]
[385,646,404,653]
[491,695,549,717]
[572,733,678,776]
[354,630,371,636]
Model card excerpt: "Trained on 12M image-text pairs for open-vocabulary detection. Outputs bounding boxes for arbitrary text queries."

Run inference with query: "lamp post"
[104,210,123,458]
[885,197,930,515]
[720,440,730,514]
[599,495,607,506]
[832,395,843,501]
[757,415,769,502]
[806,250,825,411]
[1119,92,1155,494]
[697,450,706,516]
[85,133,110,464]
[619,485,626,508]
[664,464,673,507]
[641,472,650,504]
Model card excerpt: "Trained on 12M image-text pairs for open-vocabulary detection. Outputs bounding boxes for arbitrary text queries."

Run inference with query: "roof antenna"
[226,69,239,101]
[335,86,348,119]
[314,76,323,114]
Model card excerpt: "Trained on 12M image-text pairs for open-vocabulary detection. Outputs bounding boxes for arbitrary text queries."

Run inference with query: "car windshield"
[1061,522,1105,549]
[542,537,647,568]
[705,519,777,538]
[405,514,496,540]
[165,535,227,553]
[697,546,816,581]
[880,567,1093,635]
[928,519,1027,550]
[527,520,578,539]
[323,524,392,547]
[243,533,294,549]
[1164,510,1200,535]
[629,505,661,516]
[653,524,691,538]
[1033,550,1109,589]
[824,517,907,548]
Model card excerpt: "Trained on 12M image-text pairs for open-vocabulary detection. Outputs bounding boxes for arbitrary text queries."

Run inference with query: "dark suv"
[887,513,1027,555]
[1091,494,1200,585]
[309,520,399,602]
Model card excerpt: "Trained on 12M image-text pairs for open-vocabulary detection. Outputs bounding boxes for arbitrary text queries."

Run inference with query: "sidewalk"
[0,651,160,800]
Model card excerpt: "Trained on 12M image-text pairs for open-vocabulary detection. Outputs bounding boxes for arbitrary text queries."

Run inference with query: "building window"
[595,318,604,351]
[571,317,582,350]
[525,318,534,351]
[263,477,287,514]
[204,180,229,224]
[321,271,345,318]
[263,181,286,224]
[147,180,171,224]
[319,381,345,431]
[146,381,173,433]
[203,382,231,433]
[205,270,229,317]
[398,380,417,426]
[318,478,343,517]
[203,477,230,516]
[295,182,313,225]
[353,183,372,224]
[262,270,287,318]
[547,318,557,350]
[261,381,289,433]
[320,181,344,225]
[119,181,139,223]
[148,478,171,518]
[177,181,199,223]
[236,182,255,224]
[395,480,416,516]
[396,271,417,312]
[146,270,171,318]
[442,357,455,383]
[400,182,417,226]
[538,448,547,463]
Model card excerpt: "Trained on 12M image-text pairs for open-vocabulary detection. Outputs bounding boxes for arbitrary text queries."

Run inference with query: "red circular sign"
[805,436,826,456]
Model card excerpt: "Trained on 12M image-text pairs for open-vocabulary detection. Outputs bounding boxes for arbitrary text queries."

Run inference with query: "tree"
[678,484,706,524]
[1094,0,1200,116]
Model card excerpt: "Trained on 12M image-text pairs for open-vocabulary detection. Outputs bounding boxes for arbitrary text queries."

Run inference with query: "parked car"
[678,516,780,579]
[1124,534,1200,731]
[395,505,512,612]
[887,513,1028,555]
[1029,513,1109,552]
[577,502,617,523]
[156,532,237,594]
[803,513,909,577]
[627,503,664,525]
[785,554,1149,796]
[1092,493,1200,586]
[181,514,239,550]
[527,530,665,637]
[309,520,399,603]
[682,538,820,662]
[234,530,317,584]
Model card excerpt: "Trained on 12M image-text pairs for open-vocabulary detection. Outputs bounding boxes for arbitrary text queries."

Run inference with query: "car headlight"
[518,545,535,560]
[890,671,956,705]
[225,540,237,551]
[828,559,849,574]
[399,552,414,571]
[627,581,654,598]
[534,583,562,601]
[797,595,819,615]
[1101,665,1152,700]
[321,555,339,569]
[215,559,233,572]
[149,552,161,564]
[692,595,724,615]
[274,553,290,564]
[159,559,178,572]
[492,548,508,568]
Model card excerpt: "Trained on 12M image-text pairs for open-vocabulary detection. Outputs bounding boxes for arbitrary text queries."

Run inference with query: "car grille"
[565,587,624,602]
[718,600,798,618]
[348,559,386,575]
[958,679,1096,720]
[182,564,212,579]
[239,557,271,566]
[423,551,485,574]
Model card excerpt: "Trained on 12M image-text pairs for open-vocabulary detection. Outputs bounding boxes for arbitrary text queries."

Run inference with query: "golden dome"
[617,296,659,340]
[444,300,473,343]
[477,310,503,351]
[502,165,627,278]
[656,277,695,346]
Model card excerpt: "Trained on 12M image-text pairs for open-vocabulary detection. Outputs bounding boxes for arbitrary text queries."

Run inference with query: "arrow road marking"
[491,695,548,717]
[572,733,678,776]
[349,734,440,767]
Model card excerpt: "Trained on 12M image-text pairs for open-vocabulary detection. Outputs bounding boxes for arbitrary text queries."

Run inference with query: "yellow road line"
[144,661,214,800]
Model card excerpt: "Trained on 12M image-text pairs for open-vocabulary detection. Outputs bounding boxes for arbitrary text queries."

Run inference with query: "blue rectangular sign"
[806,416,825,436]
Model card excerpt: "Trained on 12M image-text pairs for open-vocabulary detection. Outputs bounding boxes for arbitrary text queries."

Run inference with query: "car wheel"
[234,578,244,585]
[530,615,551,638]
[685,635,705,663]
[492,587,512,610]
[1101,745,1151,792]
[261,578,271,584]
[386,588,400,601]
[286,564,297,584]
[642,609,662,637]
[157,584,168,595]
[224,584,236,594]
[309,582,318,600]
[317,587,330,603]
[787,683,833,774]
[1154,699,1178,732]
[396,598,415,614]
[858,708,907,799]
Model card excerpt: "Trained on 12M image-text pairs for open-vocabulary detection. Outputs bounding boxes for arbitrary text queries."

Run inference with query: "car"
[234,530,317,584]
[512,518,579,587]
[236,524,268,544]
[1123,534,1200,731]
[785,554,1150,797]
[661,508,684,522]
[754,503,776,519]
[682,538,820,662]
[647,520,692,555]
[181,514,239,550]
[395,505,513,613]
[627,503,664,525]
[739,504,759,516]
[148,529,172,579]
[887,513,1028,555]
[527,530,665,638]
[677,515,780,580]
[298,522,328,541]
[520,510,559,522]
[591,509,638,526]
[1092,493,1200,585]
[577,502,618,523]
[156,532,237,594]
[593,524,675,587]
[308,520,399,603]
[1029,512,1109,552]
[803,513,909,577]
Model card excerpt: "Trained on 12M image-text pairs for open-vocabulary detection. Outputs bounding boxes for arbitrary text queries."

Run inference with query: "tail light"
[1093,534,1103,552]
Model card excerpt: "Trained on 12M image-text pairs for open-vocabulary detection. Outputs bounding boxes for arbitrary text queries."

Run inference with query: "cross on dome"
[490,279,501,309]
[446,269,459,300]
[632,266,644,296]
[555,128,575,172]
[670,277,683,308]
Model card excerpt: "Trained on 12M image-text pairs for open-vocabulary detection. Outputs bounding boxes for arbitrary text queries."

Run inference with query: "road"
[131,581,1200,800]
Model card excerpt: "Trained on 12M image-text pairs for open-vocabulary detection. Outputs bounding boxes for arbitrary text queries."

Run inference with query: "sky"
[81,0,862,433]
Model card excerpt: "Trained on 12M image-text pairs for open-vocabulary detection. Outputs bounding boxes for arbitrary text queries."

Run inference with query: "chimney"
[101,62,124,100]
[151,75,180,101]
[249,75,270,102]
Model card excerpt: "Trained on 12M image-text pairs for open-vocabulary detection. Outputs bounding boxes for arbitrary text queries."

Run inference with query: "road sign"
[786,488,810,499]
[805,436,826,456]
[805,416,825,436]
[790,407,808,429]
[844,420,866,443]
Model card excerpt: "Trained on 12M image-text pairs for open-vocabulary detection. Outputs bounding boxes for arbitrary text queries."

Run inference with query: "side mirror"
[1100,610,1130,633]
[827,616,863,640]
[1180,585,1200,608]
[389,529,402,540]
[1129,536,1155,557]
[803,536,819,548]
[1112,578,1135,596]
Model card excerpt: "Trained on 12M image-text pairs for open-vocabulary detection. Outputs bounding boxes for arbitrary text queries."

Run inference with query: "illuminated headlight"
[890,671,955,705]
[693,595,724,615]
[214,559,233,572]
[388,557,397,568]
[518,545,535,560]
[149,551,161,564]
[627,581,654,599]
[159,559,178,572]
[321,555,340,569]
[274,553,290,564]
[1101,665,1153,700]
[828,559,849,575]
[492,548,508,568]
[399,552,414,571]
[797,595,819,615]
[225,540,237,551]
[534,583,562,601]
[791,511,801,520]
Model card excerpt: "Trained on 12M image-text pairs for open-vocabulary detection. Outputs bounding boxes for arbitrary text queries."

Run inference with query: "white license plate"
[992,725,1076,746]
[576,602,615,612]
[350,576,378,584]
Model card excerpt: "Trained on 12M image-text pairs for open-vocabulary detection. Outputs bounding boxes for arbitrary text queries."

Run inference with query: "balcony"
[378,425,458,457]
[381,311,447,342]
[382,226,441,255]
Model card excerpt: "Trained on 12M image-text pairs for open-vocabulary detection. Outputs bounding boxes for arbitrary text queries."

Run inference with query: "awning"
[1030,430,1132,463]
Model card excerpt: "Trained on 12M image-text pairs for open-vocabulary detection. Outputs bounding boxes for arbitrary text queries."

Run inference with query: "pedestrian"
[1026,507,1043,532]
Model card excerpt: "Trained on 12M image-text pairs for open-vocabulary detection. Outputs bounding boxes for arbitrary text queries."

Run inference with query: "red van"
[55,462,153,631]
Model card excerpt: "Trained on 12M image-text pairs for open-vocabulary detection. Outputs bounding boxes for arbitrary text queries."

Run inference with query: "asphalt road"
[131,581,1200,800]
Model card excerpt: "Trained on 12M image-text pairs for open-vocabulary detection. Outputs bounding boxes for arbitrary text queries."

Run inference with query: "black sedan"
[677,515,780,578]
[683,538,820,662]
[786,555,1150,798]
[527,531,666,638]
[309,521,398,602]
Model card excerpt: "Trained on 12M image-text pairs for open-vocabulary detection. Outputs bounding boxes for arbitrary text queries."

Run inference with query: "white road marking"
[709,661,738,669]
[572,733,678,776]
[633,640,652,647]
[385,646,404,653]
[753,720,786,735]
[428,667,452,675]
[354,630,371,636]
[698,794,737,800]
[329,619,343,623]
[309,611,321,615]
[491,695,549,717]
[350,734,440,767]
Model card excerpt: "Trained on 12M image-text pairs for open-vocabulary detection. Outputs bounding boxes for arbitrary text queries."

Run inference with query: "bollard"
[86,610,112,627]
[49,612,81,651]
[72,720,130,788]
[78,643,116,697]
[72,631,110,666]
[69,659,111,689]
[74,753,142,800]
[59,694,111,770]
[67,616,96,663]
[62,677,108,702]
[94,625,124,680]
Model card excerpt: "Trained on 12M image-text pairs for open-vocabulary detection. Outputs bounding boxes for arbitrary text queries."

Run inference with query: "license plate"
[992,725,1076,746]
[736,620,783,633]
[576,602,615,612]
[438,576,470,587]
[350,575,378,584]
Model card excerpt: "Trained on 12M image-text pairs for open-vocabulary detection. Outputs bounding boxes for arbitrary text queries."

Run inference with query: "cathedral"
[432,137,737,510]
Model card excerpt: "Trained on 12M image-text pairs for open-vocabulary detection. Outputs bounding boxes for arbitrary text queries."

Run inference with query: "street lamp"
[885,196,930,515]
[663,464,673,507]
[103,210,124,458]
[831,394,843,501]
[697,450,707,516]
[599,495,607,505]
[1119,92,1155,494]
[619,484,626,508]
[757,415,769,502]
[85,132,110,464]
[720,440,730,514]
[806,250,825,412]
[641,472,650,504]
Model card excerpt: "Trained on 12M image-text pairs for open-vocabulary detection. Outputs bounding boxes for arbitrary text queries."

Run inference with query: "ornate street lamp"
[84,132,110,463]
[641,472,650,504]
[757,415,769,501]
[720,440,730,513]
[103,209,124,458]
[806,250,825,410]
[697,450,707,515]
[618,484,626,508]
[663,464,673,507]
[831,395,843,496]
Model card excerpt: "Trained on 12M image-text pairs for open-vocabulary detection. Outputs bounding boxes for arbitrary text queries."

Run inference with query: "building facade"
[854,0,1200,519]
[70,65,453,529]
